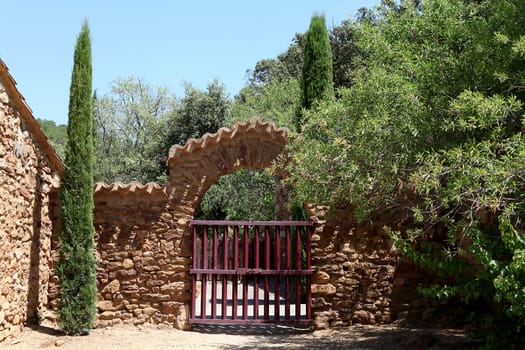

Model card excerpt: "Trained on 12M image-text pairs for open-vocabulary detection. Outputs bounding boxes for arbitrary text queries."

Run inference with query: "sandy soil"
[1,323,478,350]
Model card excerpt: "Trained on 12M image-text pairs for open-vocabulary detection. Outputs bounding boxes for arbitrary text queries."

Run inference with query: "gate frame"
[189,220,314,325]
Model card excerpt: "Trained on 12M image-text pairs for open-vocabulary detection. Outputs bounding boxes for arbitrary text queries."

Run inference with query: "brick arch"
[166,118,289,215]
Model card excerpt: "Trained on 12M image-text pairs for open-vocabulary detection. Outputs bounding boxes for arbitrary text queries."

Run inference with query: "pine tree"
[296,14,334,129]
[56,21,97,335]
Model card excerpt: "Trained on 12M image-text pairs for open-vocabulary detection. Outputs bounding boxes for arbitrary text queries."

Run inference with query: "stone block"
[117,269,137,278]
[311,283,337,295]
[312,271,330,284]
[98,300,123,311]
[99,311,115,320]
[160,282,185,293]
[146,279,164,287]
[312,310,339,330]
[112,319,124,327]
[142,293,171,302]
[102,279,121,294]
[161,301,181,314]
[122,258,134,269]
[120,313,133,320]
[133,318,146,326]
[143,307,159,316]
[312,297,329,308]
[352,310,376,325]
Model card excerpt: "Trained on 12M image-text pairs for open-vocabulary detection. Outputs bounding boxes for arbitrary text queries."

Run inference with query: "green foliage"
[330,19,359,89]
[293,67,428,219]
[93,77,173,183]
[232,79,300,131]
[197,169,275,221]
[37,118,67,159]
[297,15,334,128]
[57,21,97,335]
[90,76,277,221]
[163,80,230,148]
[291,0,525,346]
[92,78,229,184]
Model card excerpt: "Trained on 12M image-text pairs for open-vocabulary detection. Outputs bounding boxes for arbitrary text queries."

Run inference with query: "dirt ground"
[0,323,479,350]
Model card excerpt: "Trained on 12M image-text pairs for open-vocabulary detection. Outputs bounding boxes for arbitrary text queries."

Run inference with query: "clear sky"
[1,1,379,125]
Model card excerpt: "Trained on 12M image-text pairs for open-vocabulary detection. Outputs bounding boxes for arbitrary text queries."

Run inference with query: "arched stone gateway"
[164,118,307,326]
[166,117,289,215]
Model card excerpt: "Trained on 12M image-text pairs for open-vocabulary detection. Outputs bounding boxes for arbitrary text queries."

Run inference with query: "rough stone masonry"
[0,60,61,342]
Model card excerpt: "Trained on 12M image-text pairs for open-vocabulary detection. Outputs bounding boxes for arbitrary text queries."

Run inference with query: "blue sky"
[1,1,379,125]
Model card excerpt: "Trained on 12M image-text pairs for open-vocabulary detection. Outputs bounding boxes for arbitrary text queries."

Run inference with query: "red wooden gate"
[190,220,313,325]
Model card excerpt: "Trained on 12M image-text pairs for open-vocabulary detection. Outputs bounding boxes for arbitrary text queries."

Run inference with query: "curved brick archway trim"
[166,118,289,215]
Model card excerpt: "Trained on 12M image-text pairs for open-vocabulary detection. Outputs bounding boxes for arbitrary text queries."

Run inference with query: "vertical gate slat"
[274,225,281,320]
[222,225,228,319]
[295,225,302,321]
[232,225,239,320]
[306,225,313,320]
[191,225,197,320]
[253,225,260,320]
[264,226,270,320]
[242,225,249,320]
[201,225,208,320]
[285,225,291,320]
[211,226,218,320]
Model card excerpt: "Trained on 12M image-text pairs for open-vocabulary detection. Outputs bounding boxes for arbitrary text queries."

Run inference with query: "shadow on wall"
[26,151,43,324]
[309,203,467,328]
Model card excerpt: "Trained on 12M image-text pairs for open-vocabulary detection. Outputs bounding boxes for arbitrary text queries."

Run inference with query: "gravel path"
[1,323,477,350]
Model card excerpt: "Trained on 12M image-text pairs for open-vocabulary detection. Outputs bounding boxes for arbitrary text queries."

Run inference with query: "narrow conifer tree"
[292,15,334,264]
[296,14,334,129]
[57,21,96,335]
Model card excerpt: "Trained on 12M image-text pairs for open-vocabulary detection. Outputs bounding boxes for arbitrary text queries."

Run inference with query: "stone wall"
[48,182,192,330]
[308,203,439,329]
[0,72,61,341]
[41,118,450,332]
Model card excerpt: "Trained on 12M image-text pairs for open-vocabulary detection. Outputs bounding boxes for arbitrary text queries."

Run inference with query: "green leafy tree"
[330,19,359,89]
[56,22,97,335]
[93,77,173,183]
[232,79,300,131]
[197,169,275,220]
[37,118,67,159]
[233,32,304,132]
[296,14,334,129]
[92,78,229,185]
[292,0,525,346]
[162,80,230,148]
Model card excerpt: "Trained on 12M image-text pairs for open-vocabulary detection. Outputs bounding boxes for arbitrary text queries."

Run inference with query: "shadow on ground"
[192,324,480,350]
[191,324,311,336]
[26,324,64,336]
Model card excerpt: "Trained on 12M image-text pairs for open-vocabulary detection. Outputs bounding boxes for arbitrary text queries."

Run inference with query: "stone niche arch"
[166,117,289,220]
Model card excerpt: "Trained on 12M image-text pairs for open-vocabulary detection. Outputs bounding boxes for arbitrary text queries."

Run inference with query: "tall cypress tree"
[296,14,334,129]
[57,21,96,335]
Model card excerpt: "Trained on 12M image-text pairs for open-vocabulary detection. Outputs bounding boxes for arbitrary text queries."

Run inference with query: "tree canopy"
[292,0,525,346]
